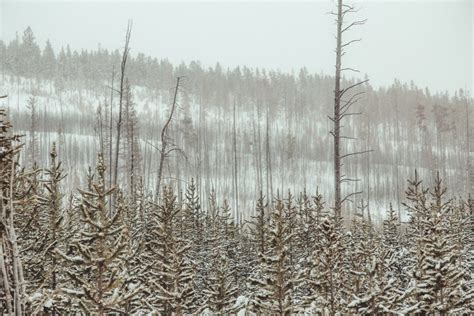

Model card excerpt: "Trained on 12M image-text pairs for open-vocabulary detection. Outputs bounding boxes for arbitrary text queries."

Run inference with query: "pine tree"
[202,200,239,314]
[28,143,69,314]
[41,39,56,82]
[302,214,348,315]
[407,175,473,313]
[56,153,138,314]
[145,187,197,315]
[19,26,41,77]
[248,198,295,315]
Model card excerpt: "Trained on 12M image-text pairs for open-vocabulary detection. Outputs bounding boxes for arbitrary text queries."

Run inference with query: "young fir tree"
[406,175,473,313]
[347,203,406,314]
[248,197,296,315]
[301,213,348,315]
[28,142,69,314]
[202,199,239,314]
[15,162,43,293]
[248,191,268,257]
[295,189,325,268]
[180,179,205,305]
[145,186,197,315]
[55,153,138,314]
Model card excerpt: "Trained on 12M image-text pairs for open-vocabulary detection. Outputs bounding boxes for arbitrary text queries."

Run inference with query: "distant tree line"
[1,26,472,220]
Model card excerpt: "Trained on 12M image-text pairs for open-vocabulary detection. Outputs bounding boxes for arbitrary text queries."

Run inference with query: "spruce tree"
[56,153,138,314]
[248,198,295,315]
[145,187,197,315]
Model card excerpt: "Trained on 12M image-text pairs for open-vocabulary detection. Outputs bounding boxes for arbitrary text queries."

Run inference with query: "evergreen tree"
[302,214,348,315]
[19,26,41,77]
[248,198,295,315]
[406,175,473,313]
[145,187,197,315]
[41,39,56,81]
[56,153,138,314]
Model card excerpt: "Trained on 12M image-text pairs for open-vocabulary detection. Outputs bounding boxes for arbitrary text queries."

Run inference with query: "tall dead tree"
[154,77,183,201]
[331,0,369,218]
[113,21,132,195]
[232,100,239,217]
[108,66,115,188]
[265,108,273,207]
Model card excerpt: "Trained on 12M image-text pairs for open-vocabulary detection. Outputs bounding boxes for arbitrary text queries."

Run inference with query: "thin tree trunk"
[155,77,181,201]
[108,67,115,189]
[233,100,239,219]
[333,0,343,217]
[113,22,132,196]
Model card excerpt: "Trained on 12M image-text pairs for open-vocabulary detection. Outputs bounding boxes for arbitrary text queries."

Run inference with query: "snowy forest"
[0,0,473,314]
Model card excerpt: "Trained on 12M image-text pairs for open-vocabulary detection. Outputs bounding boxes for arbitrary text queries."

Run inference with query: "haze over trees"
[0,1,473,314]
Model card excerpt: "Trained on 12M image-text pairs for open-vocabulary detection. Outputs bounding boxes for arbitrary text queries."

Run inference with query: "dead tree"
[331,0,369,218]
[113,21,132,195]
[232,100,239,216]
[154,77,184,201]
[265,108,273,207]
[108,66,115,189]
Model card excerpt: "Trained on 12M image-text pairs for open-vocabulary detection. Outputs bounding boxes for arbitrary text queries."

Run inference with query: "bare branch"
[342,19,367,33]
[341,39,362,48]
[340,79,370,97]
[341,149,373,159]
[341,191,363,205]
[341,67,360,73]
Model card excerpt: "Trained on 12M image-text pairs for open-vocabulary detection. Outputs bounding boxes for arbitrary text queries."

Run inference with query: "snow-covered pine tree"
[55,153,138,314]
[406,174,473,313]
[248,190,267,256]
[145,186,197,315]
[28,142,70,314]
[15,162,43,294]
[295,189,325,269]
[382,203,409,286]
[202,199,239,314]
[248,197,296,315]
[301,213,348,315]
[180,179,205,306]
[347,203,407,314]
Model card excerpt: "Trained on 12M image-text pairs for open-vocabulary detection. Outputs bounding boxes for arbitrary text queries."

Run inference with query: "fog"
[1,0,472,93]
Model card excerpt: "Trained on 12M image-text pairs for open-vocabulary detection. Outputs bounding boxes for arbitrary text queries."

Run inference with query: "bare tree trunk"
[0,231,13,315]
[331,0,368,219]
[9,159,25,315]
[232,100,239,219]
[333,0,343,218]
[113,21,132,196]
[155,77,181,201]
[108,67,115,189]
[265,108,273,206]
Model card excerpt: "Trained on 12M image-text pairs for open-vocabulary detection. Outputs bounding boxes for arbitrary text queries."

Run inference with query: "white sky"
[1,0,473,94]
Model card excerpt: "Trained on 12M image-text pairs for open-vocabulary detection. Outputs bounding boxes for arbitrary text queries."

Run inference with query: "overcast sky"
[1,0,472,94]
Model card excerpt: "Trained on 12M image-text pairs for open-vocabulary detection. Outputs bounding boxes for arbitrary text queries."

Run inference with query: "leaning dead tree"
[154,77,185,201]
[113,21,132,196]
[331,0,369,218]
